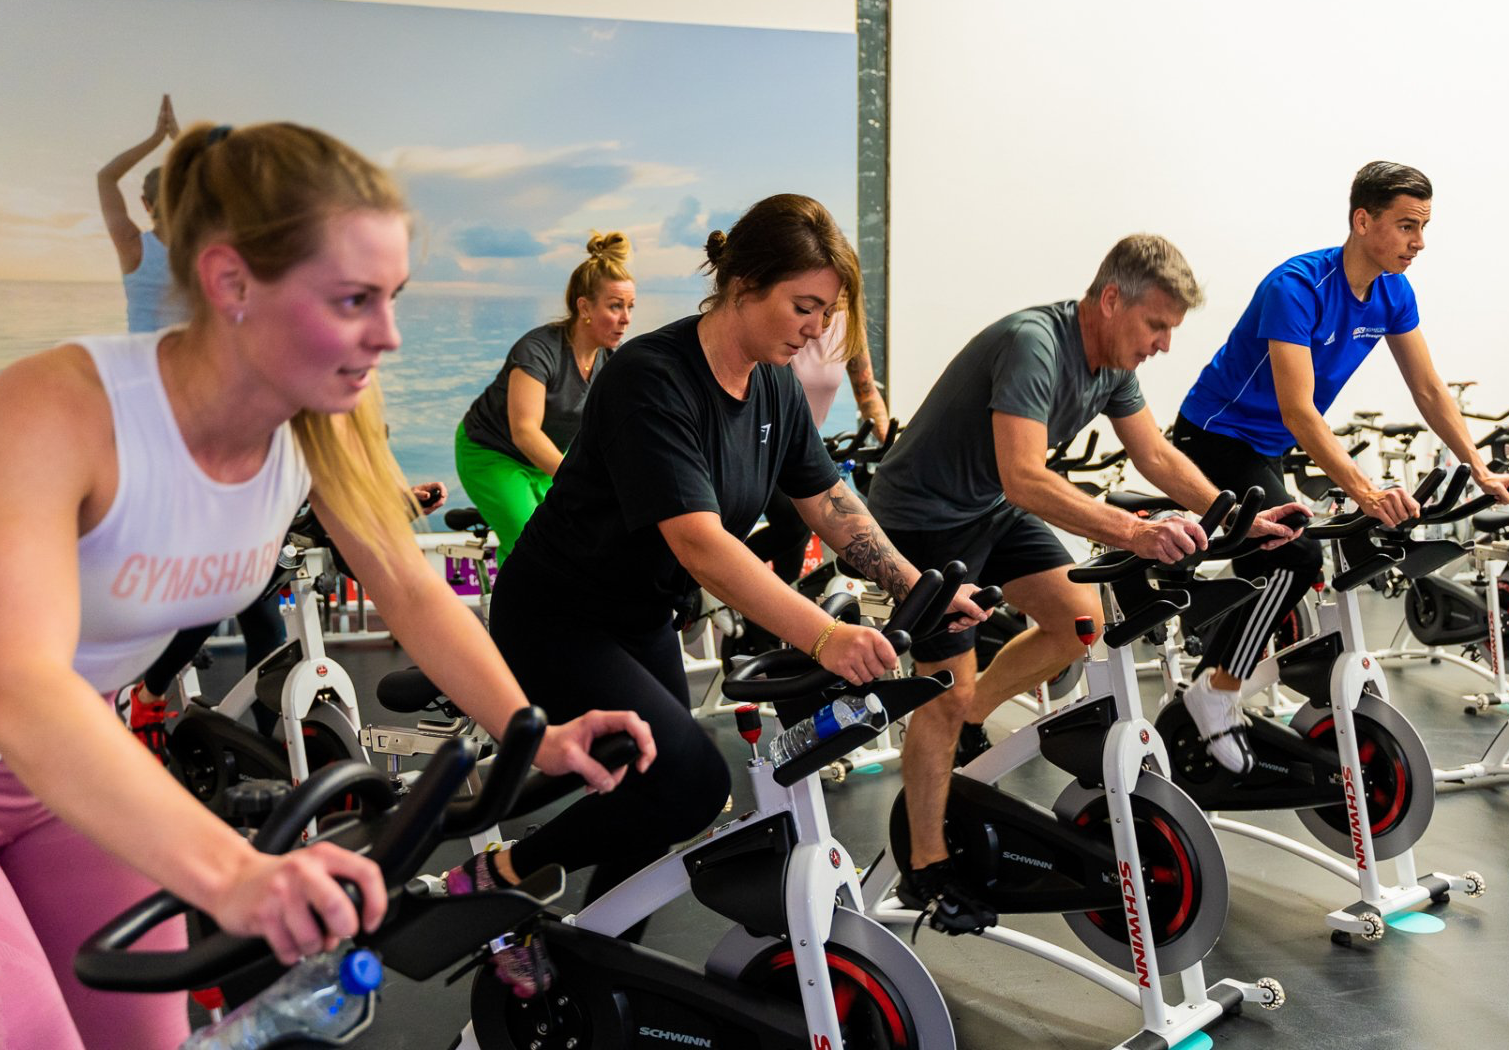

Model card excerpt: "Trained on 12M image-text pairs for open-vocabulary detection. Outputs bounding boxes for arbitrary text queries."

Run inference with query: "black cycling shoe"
[953,722,992,768]
[896,858,997,936]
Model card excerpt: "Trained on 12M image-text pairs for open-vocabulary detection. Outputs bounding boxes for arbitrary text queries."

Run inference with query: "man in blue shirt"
[1176,161,1509,773]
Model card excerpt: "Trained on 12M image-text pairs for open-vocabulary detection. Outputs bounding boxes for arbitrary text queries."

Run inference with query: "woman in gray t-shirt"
[455,232,635,553]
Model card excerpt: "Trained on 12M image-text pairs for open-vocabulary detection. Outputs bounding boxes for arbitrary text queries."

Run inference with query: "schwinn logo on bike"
[1342,766,1368,870]
[1118,861,1152,988]
[638,1028,713,1047]
[316,664,329,678]
[829,848,842,868]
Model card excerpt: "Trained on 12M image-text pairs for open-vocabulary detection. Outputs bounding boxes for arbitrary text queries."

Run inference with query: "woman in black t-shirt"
[483,194,987,904]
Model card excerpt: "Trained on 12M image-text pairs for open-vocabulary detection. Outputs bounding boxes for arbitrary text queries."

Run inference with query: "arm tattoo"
[821,483,911,601]
[846,358,879,402]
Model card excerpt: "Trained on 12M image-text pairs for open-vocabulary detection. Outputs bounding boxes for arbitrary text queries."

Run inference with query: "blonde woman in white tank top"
[0,122,654,1050]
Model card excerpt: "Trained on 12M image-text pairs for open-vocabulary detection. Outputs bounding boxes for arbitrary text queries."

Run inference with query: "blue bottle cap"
[339,949,383,994]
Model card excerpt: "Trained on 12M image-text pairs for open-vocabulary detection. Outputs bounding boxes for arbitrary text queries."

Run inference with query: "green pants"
[454,422,553,556]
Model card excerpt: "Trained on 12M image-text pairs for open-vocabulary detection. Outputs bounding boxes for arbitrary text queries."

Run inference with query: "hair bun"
[586,230,630,265]
[704,229,728,264]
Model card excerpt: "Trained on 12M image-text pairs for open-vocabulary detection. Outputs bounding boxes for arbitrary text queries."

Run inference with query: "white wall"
[890,2,1509,434]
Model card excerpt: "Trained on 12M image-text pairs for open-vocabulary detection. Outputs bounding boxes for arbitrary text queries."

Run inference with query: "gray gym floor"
[191,589,1509,1048]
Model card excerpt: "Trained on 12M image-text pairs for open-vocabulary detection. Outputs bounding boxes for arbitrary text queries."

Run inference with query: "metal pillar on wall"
[857,0,889,397]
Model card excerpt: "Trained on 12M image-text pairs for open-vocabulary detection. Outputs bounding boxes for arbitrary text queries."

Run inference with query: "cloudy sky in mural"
[0,0,856,293]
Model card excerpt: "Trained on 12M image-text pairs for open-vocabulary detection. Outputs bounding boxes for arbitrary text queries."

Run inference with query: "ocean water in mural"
[0,280,861,511]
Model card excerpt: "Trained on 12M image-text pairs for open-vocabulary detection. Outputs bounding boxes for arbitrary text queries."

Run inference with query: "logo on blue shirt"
[1352,326,1385,340]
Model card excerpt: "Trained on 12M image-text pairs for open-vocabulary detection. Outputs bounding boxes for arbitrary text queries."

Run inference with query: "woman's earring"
[234,309,245,326]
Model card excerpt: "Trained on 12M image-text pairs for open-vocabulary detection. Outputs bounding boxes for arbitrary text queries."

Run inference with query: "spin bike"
[166,510,366,822]
[76,709,617,1045]
[1418,504,1509,785]
[460,565,974,1050]
[1371,461,1509,720]
[1152,468,1487,944]
[864,491,1285,1050]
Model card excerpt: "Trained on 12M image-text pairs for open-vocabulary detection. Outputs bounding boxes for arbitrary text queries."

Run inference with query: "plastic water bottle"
[768,693,886,765]
[181,946,382,1049]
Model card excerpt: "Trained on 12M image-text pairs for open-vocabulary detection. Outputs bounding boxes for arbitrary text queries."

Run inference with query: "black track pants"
[1171,415,1324,680]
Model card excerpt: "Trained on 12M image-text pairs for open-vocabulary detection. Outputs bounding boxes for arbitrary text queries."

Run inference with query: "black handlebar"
[1068,488,1262,585]
[721,562,987,703]
[74,707,593,994]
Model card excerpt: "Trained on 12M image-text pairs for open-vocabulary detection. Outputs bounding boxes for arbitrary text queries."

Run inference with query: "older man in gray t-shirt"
[872,235,1305,933]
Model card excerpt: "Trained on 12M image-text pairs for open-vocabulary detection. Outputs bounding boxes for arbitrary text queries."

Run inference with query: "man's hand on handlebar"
[214,844,388,966]
[943,584,991,633]
[1126,516,1207,564]
[1356,486,1420,528]
[817,624,897,687]
[1248,502,1312,550]
[1472,466,1509,505]
[536,710,656,794]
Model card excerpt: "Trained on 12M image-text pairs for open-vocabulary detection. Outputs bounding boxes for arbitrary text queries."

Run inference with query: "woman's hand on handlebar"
[1126,516,1207,563]
[1249,502,1312,550]
[1356,487,1419,527]
[214,844,387,966]
[535,710,656,794]
[943,584,991,633]
[817,624,897,687]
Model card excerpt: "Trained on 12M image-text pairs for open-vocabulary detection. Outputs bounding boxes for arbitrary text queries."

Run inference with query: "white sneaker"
[1181,669,1254,775]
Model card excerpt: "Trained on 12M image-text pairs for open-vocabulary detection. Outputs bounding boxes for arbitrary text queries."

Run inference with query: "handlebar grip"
[1411,466,1448,505]
[1197,490,1237,537]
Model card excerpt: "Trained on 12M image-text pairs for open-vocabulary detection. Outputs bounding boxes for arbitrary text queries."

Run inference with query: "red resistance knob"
[191,987,226,1011]
[735,704,762,744]
[1074,616,1099,646]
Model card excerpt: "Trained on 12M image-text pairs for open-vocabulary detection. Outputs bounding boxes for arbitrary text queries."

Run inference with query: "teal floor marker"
[1172,1031,1214,1050]
[854,763,885,775]
[1388,912,1446,934]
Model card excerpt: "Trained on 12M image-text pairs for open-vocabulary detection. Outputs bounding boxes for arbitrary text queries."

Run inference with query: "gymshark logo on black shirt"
[760,423,772,444]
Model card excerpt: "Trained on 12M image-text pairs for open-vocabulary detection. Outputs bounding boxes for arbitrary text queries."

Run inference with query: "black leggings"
[142,593,286,694]
[491,558,731,903]
[1171,415,1324,681]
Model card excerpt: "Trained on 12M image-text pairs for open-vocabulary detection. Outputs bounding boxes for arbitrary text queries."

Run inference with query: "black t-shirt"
[509,314,839,629]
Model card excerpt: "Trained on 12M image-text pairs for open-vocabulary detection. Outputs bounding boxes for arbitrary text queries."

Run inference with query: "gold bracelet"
[810,619,842,662]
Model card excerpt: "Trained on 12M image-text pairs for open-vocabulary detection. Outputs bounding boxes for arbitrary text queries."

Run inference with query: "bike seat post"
[735,704,764,765]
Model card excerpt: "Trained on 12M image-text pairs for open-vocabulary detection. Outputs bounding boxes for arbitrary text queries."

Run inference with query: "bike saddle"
[1475,508,1509,535]
[1106,490,1182,516]
[376,666,446,714]
[1381,422,1424,438]
[444,507,489,533]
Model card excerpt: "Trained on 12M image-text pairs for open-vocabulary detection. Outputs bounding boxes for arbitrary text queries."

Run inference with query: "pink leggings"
[0,761,189,1049]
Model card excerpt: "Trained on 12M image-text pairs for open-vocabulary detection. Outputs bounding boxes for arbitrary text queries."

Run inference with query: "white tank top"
[74,331,311,692]
[788,311,847,427]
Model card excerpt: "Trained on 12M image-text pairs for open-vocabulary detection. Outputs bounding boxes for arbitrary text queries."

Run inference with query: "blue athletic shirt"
[1179,246,1420,456]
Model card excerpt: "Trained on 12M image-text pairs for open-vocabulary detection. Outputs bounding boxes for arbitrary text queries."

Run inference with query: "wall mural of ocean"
[0,279,862,520]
